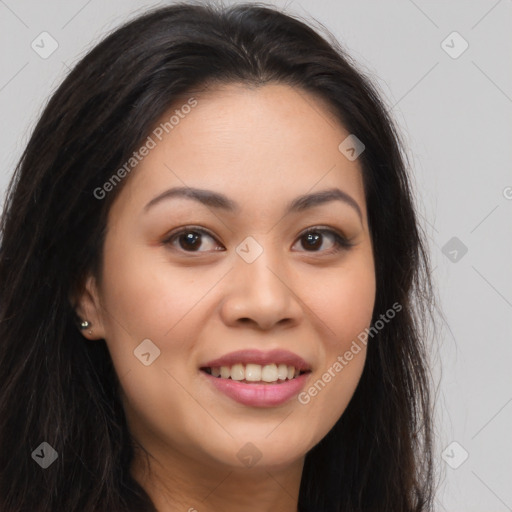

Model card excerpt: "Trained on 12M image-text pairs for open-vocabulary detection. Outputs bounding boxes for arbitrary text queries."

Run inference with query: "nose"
[219,245,303,331]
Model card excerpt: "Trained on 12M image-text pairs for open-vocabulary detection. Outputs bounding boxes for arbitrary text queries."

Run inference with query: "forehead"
[111,82,367,223]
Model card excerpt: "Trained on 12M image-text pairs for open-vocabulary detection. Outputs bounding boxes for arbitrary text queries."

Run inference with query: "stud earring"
[79,320,93,336]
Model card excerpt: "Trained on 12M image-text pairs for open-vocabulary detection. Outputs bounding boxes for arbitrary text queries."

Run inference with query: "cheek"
[302,257,376,343]
[97,245,219,446]
[97,240,230,409]
[292,257,375,437]
[99,238,221,342]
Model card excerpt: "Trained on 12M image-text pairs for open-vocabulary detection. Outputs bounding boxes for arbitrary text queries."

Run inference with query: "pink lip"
[200,349,312,371]
[201,371,311,407]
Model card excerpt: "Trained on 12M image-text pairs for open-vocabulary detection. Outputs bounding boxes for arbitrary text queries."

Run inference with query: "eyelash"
[162,225,355,255]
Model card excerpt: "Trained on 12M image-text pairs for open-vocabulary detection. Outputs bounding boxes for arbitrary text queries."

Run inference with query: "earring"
[79,320,93,336]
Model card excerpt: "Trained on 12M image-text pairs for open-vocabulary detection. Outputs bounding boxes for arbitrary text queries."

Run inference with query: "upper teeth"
[208,363,300,382]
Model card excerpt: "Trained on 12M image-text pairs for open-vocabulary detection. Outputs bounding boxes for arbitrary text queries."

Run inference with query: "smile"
[199,348,313,407]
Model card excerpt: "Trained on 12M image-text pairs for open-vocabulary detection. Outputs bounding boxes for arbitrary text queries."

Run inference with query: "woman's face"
[79,83,376,473]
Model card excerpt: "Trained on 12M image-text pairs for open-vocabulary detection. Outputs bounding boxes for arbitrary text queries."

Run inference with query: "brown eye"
[177,231,202,251]
[294,228,354,253]
[301,232,324,250]
[163,228,224,253]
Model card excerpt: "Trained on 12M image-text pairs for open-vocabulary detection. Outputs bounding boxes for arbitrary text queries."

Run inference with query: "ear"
[73,274,107,341]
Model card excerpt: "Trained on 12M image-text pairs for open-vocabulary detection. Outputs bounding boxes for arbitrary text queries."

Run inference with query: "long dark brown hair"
[0,2,439,510]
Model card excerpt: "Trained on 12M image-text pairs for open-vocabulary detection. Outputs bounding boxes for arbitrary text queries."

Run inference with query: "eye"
[292,227,354,254]
[162,226,354,255]
[162,227,224,253]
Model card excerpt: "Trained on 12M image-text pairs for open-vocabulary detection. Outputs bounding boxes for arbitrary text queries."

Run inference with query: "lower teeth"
[230,378,288,384]
[202,368,305,383]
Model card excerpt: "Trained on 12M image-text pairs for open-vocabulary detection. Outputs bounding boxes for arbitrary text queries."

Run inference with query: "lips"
[202,370,310,407]
[199,349,313,406]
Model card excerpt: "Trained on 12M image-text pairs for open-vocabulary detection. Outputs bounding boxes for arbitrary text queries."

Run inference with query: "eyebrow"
[144,186,363,222]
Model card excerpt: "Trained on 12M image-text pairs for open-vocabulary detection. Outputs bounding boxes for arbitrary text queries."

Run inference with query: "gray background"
[1,1,511,510]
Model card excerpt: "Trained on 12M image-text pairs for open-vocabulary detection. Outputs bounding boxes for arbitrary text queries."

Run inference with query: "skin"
[76,83,376,512]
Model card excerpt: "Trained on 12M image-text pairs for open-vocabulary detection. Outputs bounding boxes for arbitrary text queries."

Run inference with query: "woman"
[0,2,438,511]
